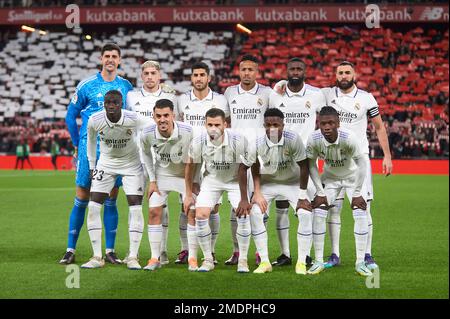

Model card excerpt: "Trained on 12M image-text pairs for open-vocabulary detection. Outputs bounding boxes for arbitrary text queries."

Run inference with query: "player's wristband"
[298,189,308,200]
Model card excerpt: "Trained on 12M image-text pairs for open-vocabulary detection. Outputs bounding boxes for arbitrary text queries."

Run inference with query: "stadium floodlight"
[85,35,92,40]
[21,25,35,33]
[39,30,47,35]
[236,23,252,35]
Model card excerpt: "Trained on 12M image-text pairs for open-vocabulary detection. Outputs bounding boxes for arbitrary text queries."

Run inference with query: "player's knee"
[76,186,90,201]
[126,195,142,206]
[196,208,210,220]
[275,200,289,209]
[90,192,107,204]
[352,209,367,220]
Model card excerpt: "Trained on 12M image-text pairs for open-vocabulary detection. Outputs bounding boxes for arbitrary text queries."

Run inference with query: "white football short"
[149,175,194,208]
[195,176,245,209]
[322,176,369,207]
[336,154,373,201]
[90,169,145,196]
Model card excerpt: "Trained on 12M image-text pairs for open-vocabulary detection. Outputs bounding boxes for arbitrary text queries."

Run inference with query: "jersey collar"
[105,110,124,128]
[285,83,306,97]
[190,88,213,101]
[155,121,179,141]
[323,132,340,147]
[141,86,162,97]
[207,129,229,148]
[237,82,259,95]
[336,85,358,98]
[265,134,285,147]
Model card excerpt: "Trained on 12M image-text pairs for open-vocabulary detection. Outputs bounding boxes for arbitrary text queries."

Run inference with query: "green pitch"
[0,170,448,299]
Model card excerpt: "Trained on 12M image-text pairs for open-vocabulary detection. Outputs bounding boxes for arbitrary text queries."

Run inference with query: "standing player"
[177,61,230,264]
[60,43,133,265]
[223,55,272,266]
[268,58,326,267]
[81,90,147,270]
[321,61,392,269]
[140,99,196,271]
[127,60,178,265]
[306,106,372,276]
[244,108,312,274]
[183,108,253,272]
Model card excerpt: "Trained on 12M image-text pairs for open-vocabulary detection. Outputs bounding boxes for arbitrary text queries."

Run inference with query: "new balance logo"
[420,7,444,21]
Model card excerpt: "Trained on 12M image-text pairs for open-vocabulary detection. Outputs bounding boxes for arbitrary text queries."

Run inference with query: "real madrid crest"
[257,98,263,106]
[305,101,311,109]
[127,129,132,135]
[355,103,360,110]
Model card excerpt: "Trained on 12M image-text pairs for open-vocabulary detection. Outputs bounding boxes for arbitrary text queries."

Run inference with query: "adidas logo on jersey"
[97,93,103,98]
[331,99,336,104]
[231,100,237,104]
[279,103,286,108]
[138,187,143,192]
[185,105,190,110]
[135,102,140,106]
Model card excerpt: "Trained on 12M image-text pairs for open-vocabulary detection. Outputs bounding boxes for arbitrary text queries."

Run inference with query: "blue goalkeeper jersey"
[66,72,133,147]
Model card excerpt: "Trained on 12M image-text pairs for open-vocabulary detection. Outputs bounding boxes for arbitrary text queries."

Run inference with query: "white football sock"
[196,218,212,260]
[328,199,343,257]
[366,201,373,255]
[87,201,103,258]
[148,224,162,260]
[296,208,313,265]
[128,205,144,259]
[236,216,251,262]
[250,206,269,263]
[312,208,328,263]
[353,209,369,265]
[187,223,198,260]
[209,212,220,253]
[179,212,188,251]
[276,207,290,257]
[230,208,239,252]
[160,206,169,253]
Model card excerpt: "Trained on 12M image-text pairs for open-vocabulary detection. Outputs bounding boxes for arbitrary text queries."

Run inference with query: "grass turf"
[0,170,448,299]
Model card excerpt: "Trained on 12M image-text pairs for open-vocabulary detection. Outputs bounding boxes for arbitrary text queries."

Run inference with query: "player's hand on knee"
[236,199,252,218]
[251,192,268,213]
[351,196,367,210]
[183,196,195,215]
[73,146,78,160]
[148,182,160,200]
[312,195,328,209]
[297,199,312,212]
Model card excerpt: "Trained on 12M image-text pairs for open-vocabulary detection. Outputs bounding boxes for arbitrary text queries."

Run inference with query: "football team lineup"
[59,43,391,276]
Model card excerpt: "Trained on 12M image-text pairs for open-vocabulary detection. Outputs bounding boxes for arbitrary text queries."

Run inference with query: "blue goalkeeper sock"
[104,198,118,251]
[67,197,88,250]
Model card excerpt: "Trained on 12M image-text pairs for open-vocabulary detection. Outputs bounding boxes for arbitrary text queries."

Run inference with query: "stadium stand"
[0,23,448,158]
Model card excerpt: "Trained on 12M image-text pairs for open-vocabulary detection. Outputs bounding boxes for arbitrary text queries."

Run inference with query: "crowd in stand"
[0,24,448,159]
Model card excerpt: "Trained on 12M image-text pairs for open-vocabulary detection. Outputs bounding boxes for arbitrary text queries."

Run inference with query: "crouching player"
[140,99,196,271]
[184,108,253,272]
[244,108,313,274]
[306,107,371,276]
[81,90,148,270]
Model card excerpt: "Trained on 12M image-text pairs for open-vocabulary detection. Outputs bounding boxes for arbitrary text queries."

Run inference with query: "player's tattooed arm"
[236,163,252,217]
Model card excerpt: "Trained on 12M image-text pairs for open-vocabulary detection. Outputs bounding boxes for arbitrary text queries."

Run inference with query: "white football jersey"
[224,82,272,141]
[322,86,380,154]
[87,110,149,175]
[140,121,193,182]
[255,129,307,185]
[306,128,364,180]
[126,86,178,121]
[269,83,325,145]
[177,88,229,129]
[190,129,253,184]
